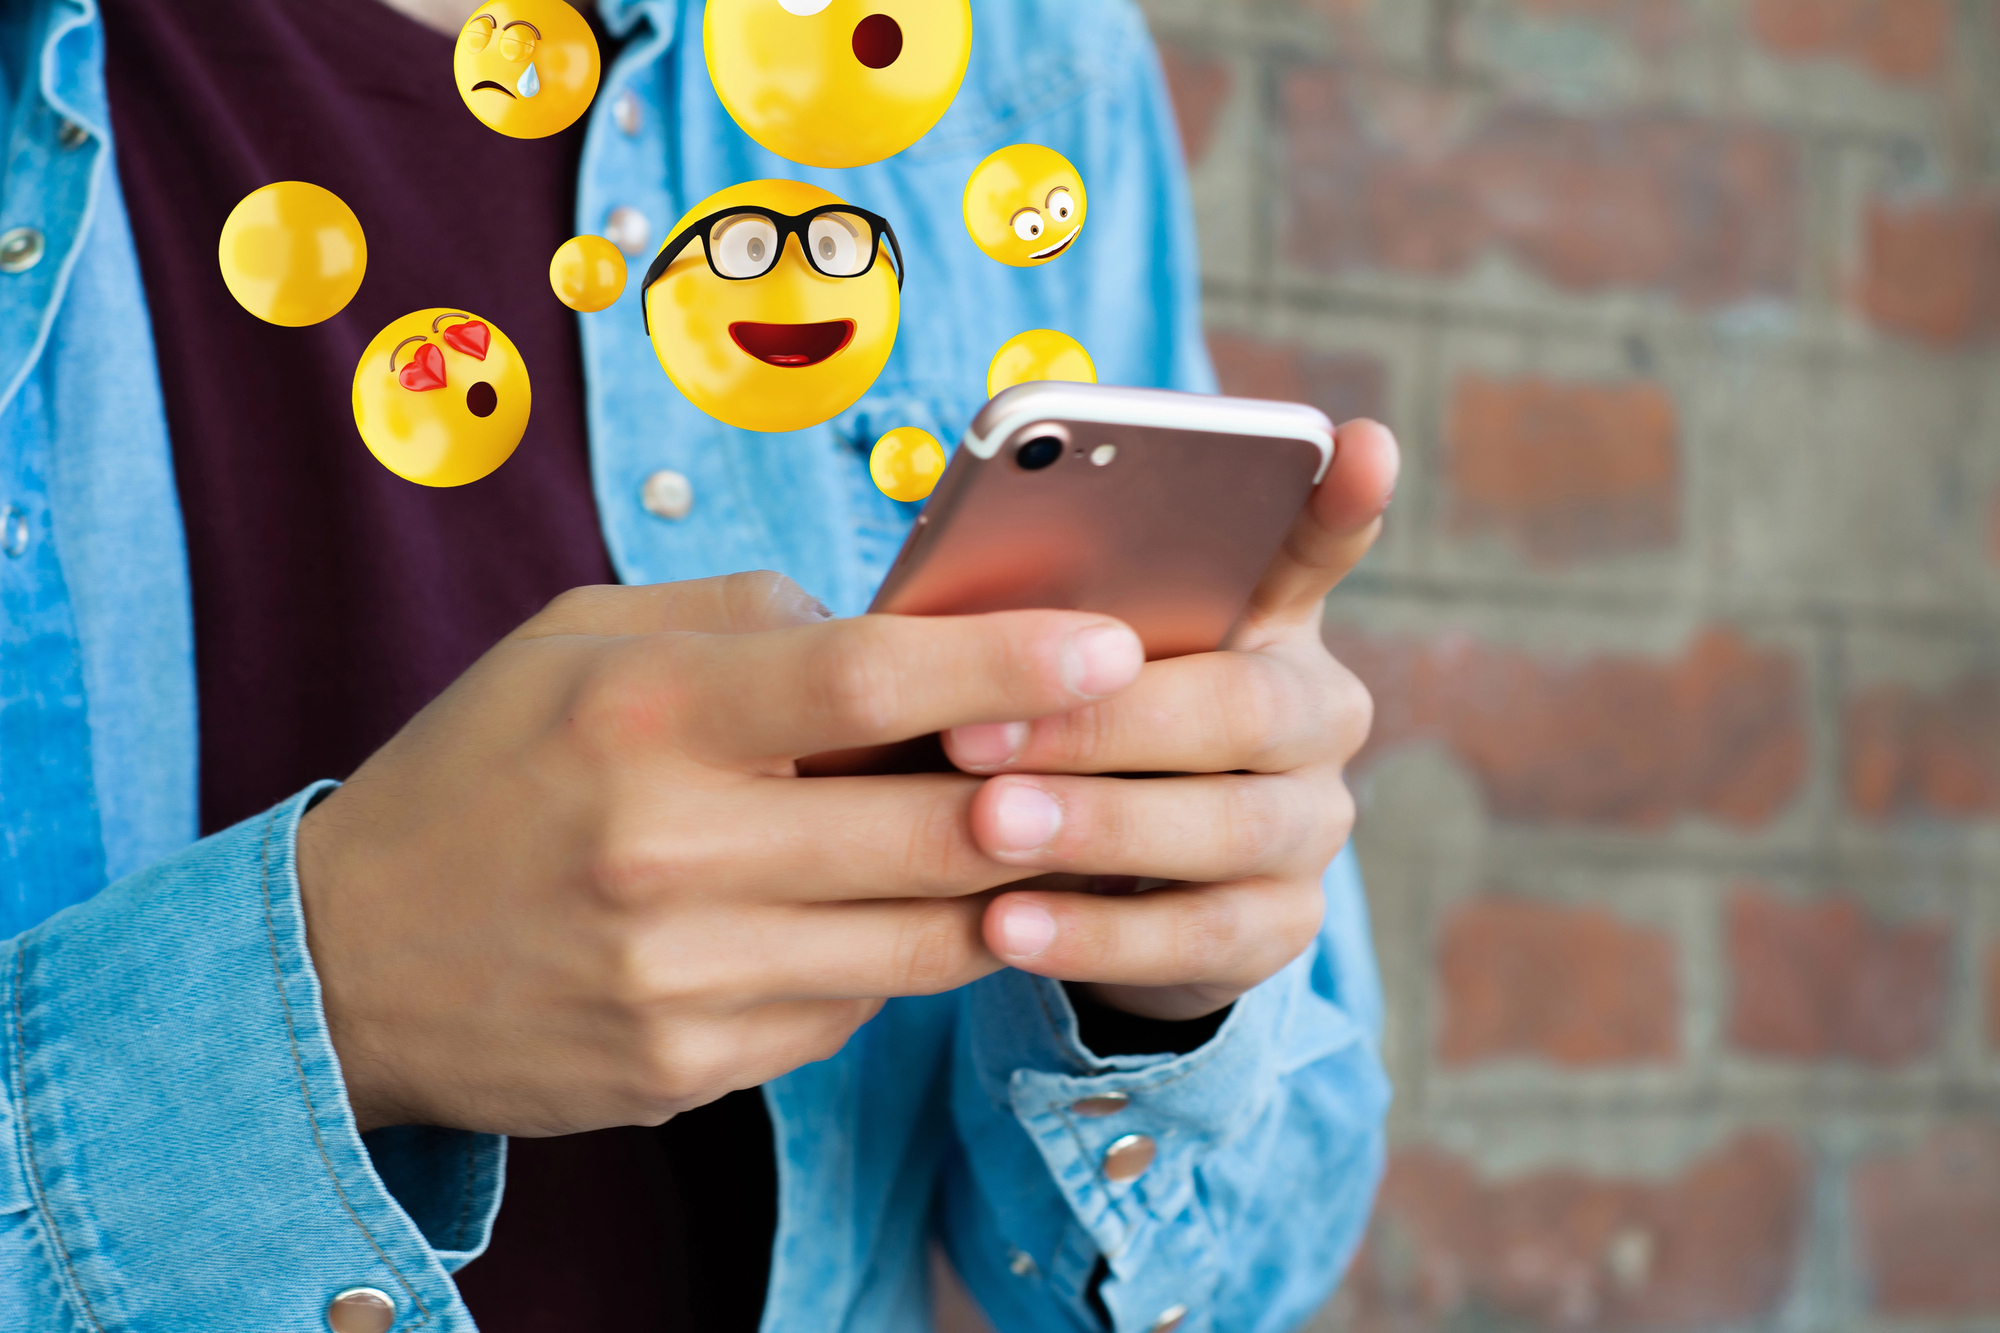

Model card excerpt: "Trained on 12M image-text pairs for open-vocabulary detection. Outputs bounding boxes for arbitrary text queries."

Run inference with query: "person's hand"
[941,419,1400,1022]
[296,573,1148,1136]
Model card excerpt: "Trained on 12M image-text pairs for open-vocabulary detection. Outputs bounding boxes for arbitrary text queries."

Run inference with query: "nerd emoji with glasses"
[642,179,904,434]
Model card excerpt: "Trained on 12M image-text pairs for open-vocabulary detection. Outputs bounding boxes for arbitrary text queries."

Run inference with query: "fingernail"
[1063,624,1142,698]
[989,781,1062,853]
[996,901,1057,958]
[951,721,1027,769]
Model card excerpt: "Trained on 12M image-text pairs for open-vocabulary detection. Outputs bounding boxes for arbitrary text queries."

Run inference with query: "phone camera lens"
[1016,437,1063,470]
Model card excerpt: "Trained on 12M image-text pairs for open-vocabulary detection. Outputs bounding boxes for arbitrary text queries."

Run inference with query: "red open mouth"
[729,320,855,368]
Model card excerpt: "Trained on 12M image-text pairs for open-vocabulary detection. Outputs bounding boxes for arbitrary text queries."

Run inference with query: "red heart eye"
[398,342,448,392]
[442,321,491,360]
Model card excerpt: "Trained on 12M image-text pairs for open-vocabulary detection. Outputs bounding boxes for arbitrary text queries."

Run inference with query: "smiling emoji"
[964,144,1087,268]
[703,0,972,168]
[352,309,532,486]
[641,180,902,434]
[454,0,601,139]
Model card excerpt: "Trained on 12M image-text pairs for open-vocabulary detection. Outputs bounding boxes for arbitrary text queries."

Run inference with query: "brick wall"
[1140,0,2000,1328]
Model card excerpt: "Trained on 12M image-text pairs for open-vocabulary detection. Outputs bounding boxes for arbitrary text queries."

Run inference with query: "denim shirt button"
[605,206,651,256]
[56,118,89,149]
[325,1287,395,1333]
[1072,1091,1129,1117]
[612,89,642,136]
[1148,1303,1190,1333]
[641,469,694,521]
[0,227,46,274]
[2,505,30,558]
[1102,1132,1155,1182]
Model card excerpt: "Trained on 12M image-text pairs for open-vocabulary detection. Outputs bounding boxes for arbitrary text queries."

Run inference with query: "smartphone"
[868,381,1334,658]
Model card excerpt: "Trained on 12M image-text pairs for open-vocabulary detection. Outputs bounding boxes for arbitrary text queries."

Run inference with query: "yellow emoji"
[963,145,1087,268]
[550,234,627,312]
[703,0,972,168]
[988,329,1096,399]
[869,427,946,502]
[641,179,902,433]
[352,309,532,486]
[455,0,601,139]
[217,181,366,326]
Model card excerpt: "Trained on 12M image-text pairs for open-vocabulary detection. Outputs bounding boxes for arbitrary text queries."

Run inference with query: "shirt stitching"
[10,943,110,1333]
[259,806,435,1323]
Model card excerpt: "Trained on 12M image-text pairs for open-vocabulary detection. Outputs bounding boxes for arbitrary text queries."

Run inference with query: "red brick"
[1347,1133,1810,1331]
[1155,42,1230,166]
[1330,627,1808,829]
[1282,67,1800,306]
[1858,195,2000,345]
[1726,888,1948,1066]
[1846,673,2000,820]
[1749,0,1951,84]
[1853,1124,2000,1314]
[1207,331,1386,426]
[1438,895,1679,1066]
[1988,942,2000,1052]
[1445,373,1679,565]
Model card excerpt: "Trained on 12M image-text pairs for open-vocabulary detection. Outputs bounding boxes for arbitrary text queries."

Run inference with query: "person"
[0,0,1395,1329]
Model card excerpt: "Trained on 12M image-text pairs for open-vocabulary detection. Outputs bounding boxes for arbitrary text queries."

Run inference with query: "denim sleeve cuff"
[1,782,501,1332]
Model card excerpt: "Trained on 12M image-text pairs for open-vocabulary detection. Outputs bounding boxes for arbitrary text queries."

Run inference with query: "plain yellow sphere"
[987,329,1096,399]
[352,309,533,487]
[550,235,628,312]
[643,179,901,434]
[869,427,947,502]
[963,144,1087,268]
[703,0,972,168]
[455,0,602,139]
[217,181,367,327]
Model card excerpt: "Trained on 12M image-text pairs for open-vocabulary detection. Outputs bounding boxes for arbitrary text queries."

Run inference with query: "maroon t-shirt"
[100,1,771,1328]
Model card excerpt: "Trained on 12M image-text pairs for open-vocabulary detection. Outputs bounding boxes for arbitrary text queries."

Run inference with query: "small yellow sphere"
[988,329,1096,399]
[218,181,366,327]
[550,235,628,312]
[870,427,947,502]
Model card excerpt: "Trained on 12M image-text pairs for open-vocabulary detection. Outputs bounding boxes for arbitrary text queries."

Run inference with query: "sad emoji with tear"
[454,0,601,139]
[642,180,902,434]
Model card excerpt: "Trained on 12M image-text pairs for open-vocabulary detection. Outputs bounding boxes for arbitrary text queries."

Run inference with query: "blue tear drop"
[517,62,541,98]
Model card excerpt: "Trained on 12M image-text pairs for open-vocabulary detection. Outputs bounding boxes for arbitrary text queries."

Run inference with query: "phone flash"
[1090,444,1117,467]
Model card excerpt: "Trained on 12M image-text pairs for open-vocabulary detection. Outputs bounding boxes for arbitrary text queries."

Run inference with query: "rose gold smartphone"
[869,382,1335,658]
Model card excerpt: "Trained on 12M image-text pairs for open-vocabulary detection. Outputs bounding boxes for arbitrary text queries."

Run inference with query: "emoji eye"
[1011,209,1045,242]
[710,213,783,277]
[777,0,834,12]
[498,24,540,61]
[461,14,495,50]
[1047,189,1076,223]
[807,213,870,276]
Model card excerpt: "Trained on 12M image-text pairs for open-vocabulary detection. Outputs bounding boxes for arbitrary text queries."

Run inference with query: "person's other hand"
[297,573,1146,1136]
[941,419,1400,1022]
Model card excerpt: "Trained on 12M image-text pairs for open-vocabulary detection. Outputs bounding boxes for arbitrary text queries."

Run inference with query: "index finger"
[670,609,1145,761]
[1231,418,1400,648]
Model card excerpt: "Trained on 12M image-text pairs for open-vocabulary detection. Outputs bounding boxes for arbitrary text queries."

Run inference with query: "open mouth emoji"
[729,320,856,367]
[642,179,902,433]
[352,308,533,487]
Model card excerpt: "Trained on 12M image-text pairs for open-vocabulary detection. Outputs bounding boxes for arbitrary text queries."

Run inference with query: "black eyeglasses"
[640,205,904,333]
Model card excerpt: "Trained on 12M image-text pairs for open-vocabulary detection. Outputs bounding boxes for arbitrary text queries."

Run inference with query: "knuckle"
[1221,655,1291,769]
[889,903,976,993]
[900,786,987,888]
[1171,889,1243,978]
[1325,656,1375,762]
[1270,883,1327,965]
[1217,777,1294,869]
[570,650,681,752]
[807,625,903,738]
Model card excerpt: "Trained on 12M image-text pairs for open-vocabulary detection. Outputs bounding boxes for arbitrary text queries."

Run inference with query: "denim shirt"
[0,1,1389,1329]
